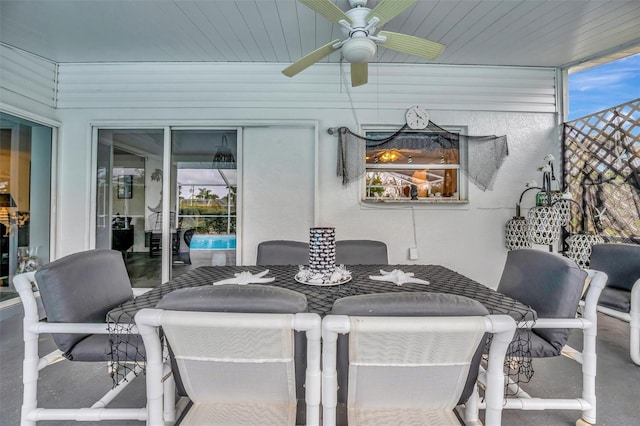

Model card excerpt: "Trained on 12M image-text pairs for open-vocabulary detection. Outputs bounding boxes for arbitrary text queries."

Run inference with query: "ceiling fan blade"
[282,39,341,77]
[351,62,368,87]
[299,0,352,24]
[378,31,445,60]
[367,0,417,26]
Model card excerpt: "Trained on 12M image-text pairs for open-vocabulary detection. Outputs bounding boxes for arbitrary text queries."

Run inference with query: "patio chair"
[589,242,640,365]
[13,249,153,425]
[147,212,177,257]
[321,292,516,426]
[491,248,607,425]
[175,228,194,265]
[136,284,321,425]
[256,240,309,265]
[335,240,388,265]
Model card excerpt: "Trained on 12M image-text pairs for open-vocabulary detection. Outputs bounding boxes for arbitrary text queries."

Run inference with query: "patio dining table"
[107,264,537,388]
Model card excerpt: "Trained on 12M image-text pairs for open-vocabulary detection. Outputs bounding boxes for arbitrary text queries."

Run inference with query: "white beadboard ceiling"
[0,0,639,70]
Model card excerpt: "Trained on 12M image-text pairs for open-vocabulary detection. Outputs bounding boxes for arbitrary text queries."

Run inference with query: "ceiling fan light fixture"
[342,36,376,63]
[348,0,367,7]
[284,0,445,86]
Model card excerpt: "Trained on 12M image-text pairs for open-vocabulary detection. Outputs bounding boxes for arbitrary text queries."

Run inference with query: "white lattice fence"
[563,99,640,244]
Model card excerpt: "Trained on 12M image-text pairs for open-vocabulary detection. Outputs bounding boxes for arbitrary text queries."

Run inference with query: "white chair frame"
[321,314,516,426]
[472,269,607,426]
[595,278,640,365]
[136,308,322,426]
[14,271,157,425]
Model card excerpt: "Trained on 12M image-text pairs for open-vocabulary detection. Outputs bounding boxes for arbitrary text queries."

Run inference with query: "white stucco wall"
[2,59,561,287]
[317,109,558,286]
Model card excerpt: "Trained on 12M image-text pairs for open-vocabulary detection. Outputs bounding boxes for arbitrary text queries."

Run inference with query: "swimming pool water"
[190,234,236,250]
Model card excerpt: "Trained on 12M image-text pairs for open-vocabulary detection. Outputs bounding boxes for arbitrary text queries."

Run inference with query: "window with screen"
[363,128,467,202]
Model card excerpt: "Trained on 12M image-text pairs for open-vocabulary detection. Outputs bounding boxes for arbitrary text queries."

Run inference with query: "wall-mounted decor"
[117,175,133,199]
[335,120,508,193]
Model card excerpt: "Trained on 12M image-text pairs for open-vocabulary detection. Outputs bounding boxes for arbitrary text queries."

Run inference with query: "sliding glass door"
[171,129,237,278]
[96,129,165,287]
[0,112,53,295]
[95,127,237,288]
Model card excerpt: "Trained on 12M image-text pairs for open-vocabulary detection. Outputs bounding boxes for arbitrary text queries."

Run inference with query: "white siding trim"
[56,62,557,113]
[0,44,57,109]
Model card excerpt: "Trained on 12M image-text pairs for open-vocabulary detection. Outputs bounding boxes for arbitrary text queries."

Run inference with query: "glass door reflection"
[171,130,237,280]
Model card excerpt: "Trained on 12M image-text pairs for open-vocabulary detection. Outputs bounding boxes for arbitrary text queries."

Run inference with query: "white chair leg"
[16,272,40,426]
[163,361,176,423]
[463,384,481,425]
[21,321,39,426]
[301,314,322,426]
[630,284,640,365]
[631,320,640,366]
[578,270,605,425]
[137,317,165,426]
[321,316,347,426]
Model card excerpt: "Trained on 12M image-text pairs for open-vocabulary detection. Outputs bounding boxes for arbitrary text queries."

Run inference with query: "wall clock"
[405,106,429,130]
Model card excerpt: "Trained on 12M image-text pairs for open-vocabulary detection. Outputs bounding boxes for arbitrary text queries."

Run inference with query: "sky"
[568,53,640,121]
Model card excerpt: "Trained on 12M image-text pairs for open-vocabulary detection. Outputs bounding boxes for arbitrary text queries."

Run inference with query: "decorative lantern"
[565,233,605,268]
[505,216,531,250]
[504,183,539,250]
[536,191,571,226]
[562,198,604,268]
[527,205,562,245]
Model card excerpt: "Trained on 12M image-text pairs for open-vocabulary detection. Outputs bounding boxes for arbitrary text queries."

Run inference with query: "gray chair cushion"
[590,243,640,292]
[497,249,587,356]
[256,240,309,266]
[331,291,488,316]
[331,292,489,407]
[156,284,308,313]
[34,249,134,356]
[516,329,561,358]
[66,333,146,362]
[335,240,388,265]
[598,287,631,313]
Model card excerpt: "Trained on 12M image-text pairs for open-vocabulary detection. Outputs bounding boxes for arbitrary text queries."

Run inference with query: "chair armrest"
[583,269,607,317]
[526,317,592,329]
[29,322,113,335]
[631,278,640,312]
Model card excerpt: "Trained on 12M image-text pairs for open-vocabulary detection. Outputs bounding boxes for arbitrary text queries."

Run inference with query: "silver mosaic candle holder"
[309,227,336,275]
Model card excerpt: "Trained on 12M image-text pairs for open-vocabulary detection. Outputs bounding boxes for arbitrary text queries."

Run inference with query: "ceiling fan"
[282,0,445,87]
